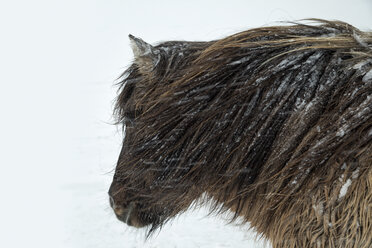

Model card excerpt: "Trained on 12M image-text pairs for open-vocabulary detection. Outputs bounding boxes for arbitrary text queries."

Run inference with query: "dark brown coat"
[109,20,372,248]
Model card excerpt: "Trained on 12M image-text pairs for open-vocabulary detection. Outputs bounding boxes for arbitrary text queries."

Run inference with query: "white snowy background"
[0,0,371,247]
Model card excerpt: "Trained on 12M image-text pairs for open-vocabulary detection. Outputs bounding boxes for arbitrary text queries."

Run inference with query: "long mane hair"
[113,20,372,246]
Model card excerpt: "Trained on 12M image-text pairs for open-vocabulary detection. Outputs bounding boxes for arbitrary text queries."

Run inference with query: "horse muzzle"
[110,196,137,226]
[109,196,143,227]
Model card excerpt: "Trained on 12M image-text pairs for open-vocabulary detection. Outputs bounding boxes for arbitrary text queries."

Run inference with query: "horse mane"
[114,19,372,242]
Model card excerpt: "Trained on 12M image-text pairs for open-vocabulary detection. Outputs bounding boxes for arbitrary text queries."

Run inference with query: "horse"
[108,19,372,248]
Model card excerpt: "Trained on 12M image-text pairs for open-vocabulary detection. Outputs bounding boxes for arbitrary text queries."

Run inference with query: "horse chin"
[116,206,156,228]
[125,214,149,228]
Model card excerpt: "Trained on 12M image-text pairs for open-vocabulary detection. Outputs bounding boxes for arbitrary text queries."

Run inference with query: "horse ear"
[129,34,160,74]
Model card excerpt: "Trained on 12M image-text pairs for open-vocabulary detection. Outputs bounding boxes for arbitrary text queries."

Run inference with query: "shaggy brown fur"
[109,19,372,248]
